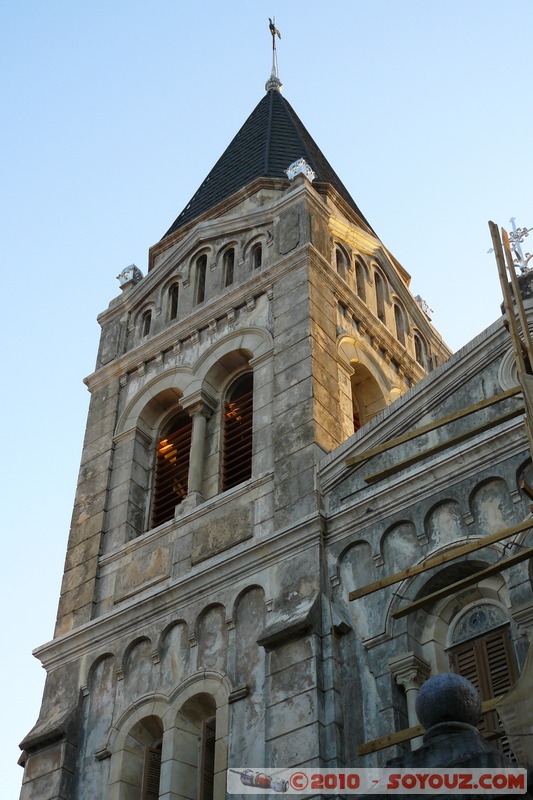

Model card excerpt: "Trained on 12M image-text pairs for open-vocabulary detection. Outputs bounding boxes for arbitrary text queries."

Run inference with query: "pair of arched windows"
[131,712,217,800]
[151,373,254,528]
[194,248,235,305]
[141,726,216,800]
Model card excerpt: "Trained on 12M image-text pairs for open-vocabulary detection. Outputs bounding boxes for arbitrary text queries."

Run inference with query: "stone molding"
[389,651,431,693]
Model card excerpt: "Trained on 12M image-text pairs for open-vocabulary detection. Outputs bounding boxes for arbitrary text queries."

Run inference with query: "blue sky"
[2,1,532,796]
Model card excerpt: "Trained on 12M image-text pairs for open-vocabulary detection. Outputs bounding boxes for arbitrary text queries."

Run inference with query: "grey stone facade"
[18,83,533,799]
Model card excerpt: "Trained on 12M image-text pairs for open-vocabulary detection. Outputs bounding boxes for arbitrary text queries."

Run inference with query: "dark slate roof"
[163,88,373,238]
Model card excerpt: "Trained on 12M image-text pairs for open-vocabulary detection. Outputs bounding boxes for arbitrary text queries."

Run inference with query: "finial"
[286,158,316,182]
[415,673,481,730]
[117,263,143,291]
[265,17,282,92]
[508,217,533,273]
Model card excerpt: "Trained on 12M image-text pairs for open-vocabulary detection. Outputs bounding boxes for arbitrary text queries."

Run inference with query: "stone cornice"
[99,177,326,332]
[84,237,322,394]
[324,421,528,543]
[33,506,326,672]
[147,177,289,266]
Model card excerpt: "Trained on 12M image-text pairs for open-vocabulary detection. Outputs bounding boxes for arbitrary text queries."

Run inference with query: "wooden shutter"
[222,374,253,491]
[449,625,517,756]
[141,746,162,800]
[151,411,192,528]
[200,717,216,800]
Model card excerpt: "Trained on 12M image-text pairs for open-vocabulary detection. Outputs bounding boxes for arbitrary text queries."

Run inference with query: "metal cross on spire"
[265,17,282,92]
[508,217,533,273]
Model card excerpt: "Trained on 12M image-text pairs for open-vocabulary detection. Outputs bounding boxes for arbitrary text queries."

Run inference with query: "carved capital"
[389,652,430,693]
[182,390,217,419]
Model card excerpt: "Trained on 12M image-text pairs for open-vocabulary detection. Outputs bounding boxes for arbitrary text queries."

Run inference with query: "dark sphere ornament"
[415,673,482,729]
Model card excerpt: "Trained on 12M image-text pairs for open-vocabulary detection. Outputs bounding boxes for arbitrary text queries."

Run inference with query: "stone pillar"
[389,652,430,749]
[181,392,216,510]
[187,407,209,497]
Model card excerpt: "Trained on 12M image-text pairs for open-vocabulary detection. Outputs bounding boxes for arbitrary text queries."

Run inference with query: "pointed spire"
[162,88,375,239]
[266,17,282,92]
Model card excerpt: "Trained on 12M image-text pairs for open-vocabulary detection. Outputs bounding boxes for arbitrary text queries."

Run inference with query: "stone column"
[180,392,216,511]
[389,652,430,749]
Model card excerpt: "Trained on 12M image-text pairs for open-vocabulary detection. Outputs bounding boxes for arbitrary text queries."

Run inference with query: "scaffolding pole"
[489,220,533,458]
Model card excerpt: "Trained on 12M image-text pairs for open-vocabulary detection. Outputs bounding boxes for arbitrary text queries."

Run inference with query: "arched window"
[355,258,367,302]
[335,245,349,281]
[151,410,193,528]
[195,254,207,305]
[200,717,216,800]
[414,332,428,369]
[223,248,235,287]
[374,271,386,322]
[116,716,163,800]
[394,302,406,346]
[141,310,152,338]
[252,243,262,270]
[350,362,387,431]
[448,604,518,756]
[222,373,253,491]
[168,283,179,321]
[141,742,162,800]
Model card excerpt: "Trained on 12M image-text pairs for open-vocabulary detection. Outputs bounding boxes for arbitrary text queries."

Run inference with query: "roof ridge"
[264,89,275,174]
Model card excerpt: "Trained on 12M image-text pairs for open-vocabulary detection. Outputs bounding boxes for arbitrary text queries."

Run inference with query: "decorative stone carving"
[117,264,143,288]
[390,651,431,748]
[451,603,509,645]
[285,158,316,182]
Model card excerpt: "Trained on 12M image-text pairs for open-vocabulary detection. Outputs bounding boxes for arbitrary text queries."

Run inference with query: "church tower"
[19,48,450,800]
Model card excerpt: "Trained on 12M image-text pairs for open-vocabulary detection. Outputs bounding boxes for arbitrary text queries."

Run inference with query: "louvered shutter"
[222,374,253,491]
[200,717,216,800]
[449,625,517,756]
[141,746,162,800]
[151,411,192,528]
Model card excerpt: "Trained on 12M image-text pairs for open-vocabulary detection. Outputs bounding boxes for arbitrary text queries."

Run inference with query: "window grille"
[151,411,192,528]
[222,374,253,491]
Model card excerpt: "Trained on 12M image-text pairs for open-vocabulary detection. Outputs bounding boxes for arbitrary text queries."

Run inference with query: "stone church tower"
[19,64,451,799]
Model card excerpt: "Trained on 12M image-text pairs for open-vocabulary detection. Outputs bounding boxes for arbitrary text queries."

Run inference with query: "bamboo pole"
[364,408,523,485]
[349,517,533,601]
[345,387,521,468]
[391,546,533,619]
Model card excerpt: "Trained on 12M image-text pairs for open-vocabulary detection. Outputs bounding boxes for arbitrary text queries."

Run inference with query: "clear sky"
[2,1,532,796]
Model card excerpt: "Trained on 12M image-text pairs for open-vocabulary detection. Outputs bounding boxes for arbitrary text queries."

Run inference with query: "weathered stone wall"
[320,320,533,765]
[21,172,468,799]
